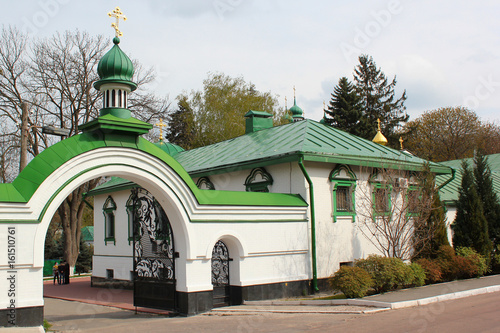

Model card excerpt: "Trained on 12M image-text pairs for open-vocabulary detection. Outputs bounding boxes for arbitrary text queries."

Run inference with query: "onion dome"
[372,118,388,146]
[94,37,136,91]
[290,97,304,122]
[154,140,185,157]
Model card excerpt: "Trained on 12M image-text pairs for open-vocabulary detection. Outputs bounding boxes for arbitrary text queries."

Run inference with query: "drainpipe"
[437,168,456,190]
[298,156,319,292]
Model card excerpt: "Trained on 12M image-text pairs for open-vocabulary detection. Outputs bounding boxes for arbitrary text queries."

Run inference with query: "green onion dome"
[93,37,137,92]
[154,140,185,157]
[290,97,304,120]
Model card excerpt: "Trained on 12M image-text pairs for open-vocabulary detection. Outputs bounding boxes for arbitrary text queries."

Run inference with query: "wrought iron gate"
[211,240,231,307]
[132,188,176,310]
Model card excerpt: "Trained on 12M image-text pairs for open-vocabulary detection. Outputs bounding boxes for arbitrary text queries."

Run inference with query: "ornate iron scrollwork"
[211,240,230,286]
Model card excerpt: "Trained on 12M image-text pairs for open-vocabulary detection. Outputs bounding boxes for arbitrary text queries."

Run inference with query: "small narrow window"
[111,90,116,107]
[336,186,353,212]
[103,196,116,245]
[118,89,122,107]
[106,269,114,279]
[106,90,110,108]
[124,91,127,108]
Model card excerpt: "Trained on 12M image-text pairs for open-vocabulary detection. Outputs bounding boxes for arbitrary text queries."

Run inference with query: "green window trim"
[330,165,357,223]
[406,185,421,217]
[372,183,392,216]
[244,167,273,193]
[196,176,215,190]
[103,196,116,245]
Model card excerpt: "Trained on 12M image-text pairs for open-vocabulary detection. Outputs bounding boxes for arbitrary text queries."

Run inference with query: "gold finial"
[399,136,404,150]
[108,7,127,37]
[372,118,388,146]
[155,118,167,141]
[285,96,287,110]
[293,85,296,99]
[323,100,326,111]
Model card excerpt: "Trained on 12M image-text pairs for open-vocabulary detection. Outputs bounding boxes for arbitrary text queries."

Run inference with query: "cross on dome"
[155,118,167,141]
[108,7,127,37]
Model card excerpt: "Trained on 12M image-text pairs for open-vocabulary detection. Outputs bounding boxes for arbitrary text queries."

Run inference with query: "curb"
[244,285,500,310]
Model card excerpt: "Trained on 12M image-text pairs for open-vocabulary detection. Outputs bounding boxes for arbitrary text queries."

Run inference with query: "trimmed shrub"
[456,247,488,278]
[355,255,412,293]
[407,263,426,287]
[329,266,373,298]
[415,258,442,284]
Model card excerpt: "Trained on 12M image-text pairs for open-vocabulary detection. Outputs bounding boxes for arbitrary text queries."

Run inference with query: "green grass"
[43,319,52,332]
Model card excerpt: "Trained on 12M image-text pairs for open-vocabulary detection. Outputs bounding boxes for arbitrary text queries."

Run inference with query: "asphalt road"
[44,292,500,332]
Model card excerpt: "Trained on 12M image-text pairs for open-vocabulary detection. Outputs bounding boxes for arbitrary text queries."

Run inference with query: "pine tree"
[353,55,408,142]
[324,77,363,136]
[165,96,195,150]
[473,152,500,248]
[452,161,492,257]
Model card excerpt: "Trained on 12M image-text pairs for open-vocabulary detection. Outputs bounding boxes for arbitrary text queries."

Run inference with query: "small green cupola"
[289,87,304,122]
[80,7,152,137]
[153,119,185,157]
[93,7,136,119]
[93,36,136,119]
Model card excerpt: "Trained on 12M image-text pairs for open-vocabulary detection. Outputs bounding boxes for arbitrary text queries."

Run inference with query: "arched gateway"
[0,25,308,328]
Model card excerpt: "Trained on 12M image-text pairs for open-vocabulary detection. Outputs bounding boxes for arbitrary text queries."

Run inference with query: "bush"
[407,263,426,287]
[329,266,373,298]
[456,247,488,278]
[355,255,413,293]
[415,258,442,284]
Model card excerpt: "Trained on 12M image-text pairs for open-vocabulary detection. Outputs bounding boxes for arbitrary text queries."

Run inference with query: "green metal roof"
[437,153,500,204]
[154,140,185,157]
[175,119,452,177]
[81,226,94,242]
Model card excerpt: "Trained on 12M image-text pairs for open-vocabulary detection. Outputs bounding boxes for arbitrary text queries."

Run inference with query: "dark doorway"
[211,240,231,307]
[132,188,176,310]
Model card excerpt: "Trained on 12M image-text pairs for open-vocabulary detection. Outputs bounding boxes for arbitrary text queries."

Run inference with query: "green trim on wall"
[190,219,308,223]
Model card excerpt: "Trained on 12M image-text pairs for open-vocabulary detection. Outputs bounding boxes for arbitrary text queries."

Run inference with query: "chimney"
[244,110,273,134]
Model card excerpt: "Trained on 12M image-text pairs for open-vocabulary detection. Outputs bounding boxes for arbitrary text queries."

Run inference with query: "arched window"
[329,165,357,222]
[103,196,117,245]
[369,170,392,216]
[244,168,273,192]
[196,177,215,190]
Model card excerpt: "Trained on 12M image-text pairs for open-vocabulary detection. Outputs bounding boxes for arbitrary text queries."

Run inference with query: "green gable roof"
[437,153,500,204]
[175,119,452,177]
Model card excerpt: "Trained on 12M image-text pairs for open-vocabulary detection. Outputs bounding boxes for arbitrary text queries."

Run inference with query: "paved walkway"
[43,276,173,316]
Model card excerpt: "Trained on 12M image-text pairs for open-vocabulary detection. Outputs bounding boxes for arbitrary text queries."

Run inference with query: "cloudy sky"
[1,0,499,123]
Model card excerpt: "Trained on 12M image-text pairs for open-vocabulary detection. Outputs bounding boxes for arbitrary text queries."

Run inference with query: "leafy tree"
[452,161,492,257]
[165,95,195,150]
[324,77,363,135]
[178,72,285,148]
[401,107,500,162]
[353,55,408,143]
[473,152,500,248]
[0,27,169,271]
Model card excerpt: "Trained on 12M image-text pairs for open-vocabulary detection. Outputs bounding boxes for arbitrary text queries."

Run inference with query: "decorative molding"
[196,176,215,190]
[244,167,273,192]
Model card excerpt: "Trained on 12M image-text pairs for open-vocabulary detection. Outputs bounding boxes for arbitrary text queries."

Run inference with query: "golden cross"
[155,118,167,141]
[399,136,404,150]
[377,118,382,131]
[108,7,127,37]
[284,96,287,110]
[323,100,326,111]
[293,85,296,99]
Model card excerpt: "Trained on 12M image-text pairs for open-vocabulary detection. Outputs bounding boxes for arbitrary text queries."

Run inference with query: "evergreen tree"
[353,55,408,143]
[473,152,500,248]
[324,77,363,136]
[452,161,492,257]
[165,96,195,150]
